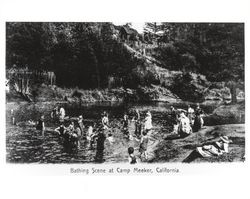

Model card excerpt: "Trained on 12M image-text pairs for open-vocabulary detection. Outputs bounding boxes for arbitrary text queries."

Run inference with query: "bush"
[170,72,206,102]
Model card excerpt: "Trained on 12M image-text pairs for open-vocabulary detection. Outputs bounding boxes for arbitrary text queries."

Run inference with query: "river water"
[6,101,216,163]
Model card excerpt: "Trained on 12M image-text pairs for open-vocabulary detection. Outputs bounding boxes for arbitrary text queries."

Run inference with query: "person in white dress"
[144,111,152,133]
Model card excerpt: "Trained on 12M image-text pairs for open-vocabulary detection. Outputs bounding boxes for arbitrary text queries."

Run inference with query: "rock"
[204,102,245,125]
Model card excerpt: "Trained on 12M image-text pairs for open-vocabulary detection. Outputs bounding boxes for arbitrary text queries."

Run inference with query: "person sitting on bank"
[183,136,232,163]
[170,106,178,133]
[193,111,204,132]
[195,103,203,116]
[177,111,192,138]
[128,146,137,164]
[36,115,45,131]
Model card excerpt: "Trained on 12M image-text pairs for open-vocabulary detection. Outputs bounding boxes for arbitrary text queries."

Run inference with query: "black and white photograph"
[5,22,245,164]
[1,1,250,199]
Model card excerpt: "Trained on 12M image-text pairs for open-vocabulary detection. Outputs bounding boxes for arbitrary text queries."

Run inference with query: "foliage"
[6,22,244,103]
[6,22,139,89]
[153,23,244,82]
[170,72,207,102]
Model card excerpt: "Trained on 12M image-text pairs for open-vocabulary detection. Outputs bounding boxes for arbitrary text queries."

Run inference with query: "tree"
[6,22,54,70]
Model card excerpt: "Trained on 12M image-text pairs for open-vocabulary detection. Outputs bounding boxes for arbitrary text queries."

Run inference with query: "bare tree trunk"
[226,81,238,104]
[230,85,237,104]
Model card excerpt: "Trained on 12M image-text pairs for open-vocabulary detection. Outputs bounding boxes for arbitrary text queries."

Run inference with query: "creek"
[6,101,217,163]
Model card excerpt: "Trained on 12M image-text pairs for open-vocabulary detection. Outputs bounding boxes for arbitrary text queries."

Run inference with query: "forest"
[5,22,246,165]
[6,22,244,102]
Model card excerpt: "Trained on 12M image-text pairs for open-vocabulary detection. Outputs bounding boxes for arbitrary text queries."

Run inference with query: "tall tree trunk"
[227,81,237,104]
[230,85,237,104]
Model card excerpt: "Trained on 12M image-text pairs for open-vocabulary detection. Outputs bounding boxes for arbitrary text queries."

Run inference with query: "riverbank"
[151,124,245,163]
[7,83,181,104]
[203,101,245,125]
[6,99,245,163]
[149,101,245,163]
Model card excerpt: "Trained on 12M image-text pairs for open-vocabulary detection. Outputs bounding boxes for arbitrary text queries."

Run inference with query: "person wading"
[144,111,153,135]
[77,115,85,138]
[139,131,149,161]
[128,147,137,164]
[36,115,45,135]
[133,109,142,137]
[122,113,129,138]
[95,130,106,163]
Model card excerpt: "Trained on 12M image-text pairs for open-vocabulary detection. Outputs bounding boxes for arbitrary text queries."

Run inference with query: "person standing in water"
[128,147,137,164]
[144,111,153,134]
[10,109,15,125]
[95,130,106,163]
[133,109,141,137]
[122,112,129,138]
[87,123,96,149]
[51,106,59,119]
[72,121,82,148]
[139,131,149,161]
[187,105,195,125]
[77,115,85,138]
[101,111,109,131]
[36,115,45,132]
[59,106,66,122]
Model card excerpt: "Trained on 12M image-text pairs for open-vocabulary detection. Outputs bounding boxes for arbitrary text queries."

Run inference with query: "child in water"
[128,147,137,164]
[87,124,94,141]
[67,121,74,132]
[133,109,142,137]
[122,113,129,138]
[87,123,96,148]
[10,109,15,125]
[144,111,153,135]
[139,131,149,161]
[55,123,67,136]
[95,131,106,162]
[107,132,115,144]
[101,111,109,130]
[36,115,45,131]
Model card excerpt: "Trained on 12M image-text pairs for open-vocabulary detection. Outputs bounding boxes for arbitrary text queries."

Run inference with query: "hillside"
[6,22,244,104]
